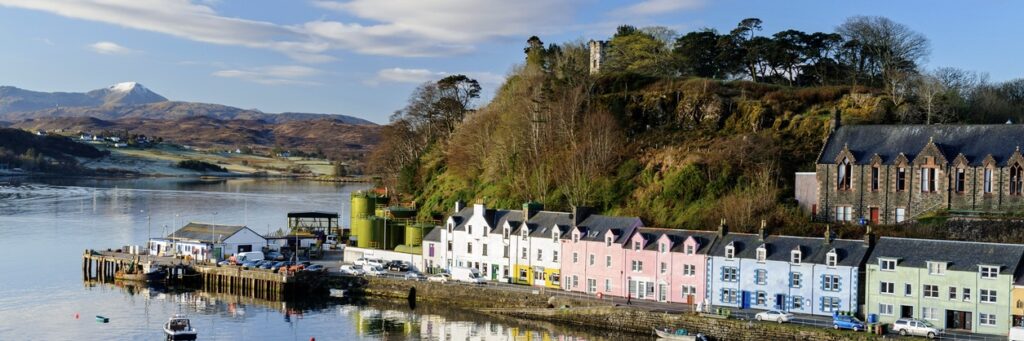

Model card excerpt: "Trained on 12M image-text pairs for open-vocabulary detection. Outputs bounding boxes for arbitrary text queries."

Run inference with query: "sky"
[0,0,1021,124]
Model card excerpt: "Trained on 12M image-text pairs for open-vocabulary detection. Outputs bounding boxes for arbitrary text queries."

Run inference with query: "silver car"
[754,310,794,323]
[893,318,943,339]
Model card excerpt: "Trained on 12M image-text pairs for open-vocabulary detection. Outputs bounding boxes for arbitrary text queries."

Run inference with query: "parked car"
[387,261,411,272]
[340,264,366,276]
[892,318,943,339]
[241,260,260,269]
[364,266,386,277]
[450,267,486,284]
[354,258,385,268]
[305,264,326,272]
[427,273,451,283]
[235,251,265,263]
[265,251,285,261]
[217,260,233,266]
[259,261,276,270]
[754,310,793,323]
[404,272,426,281]
[271,261,291,273]
[832,314,865,331]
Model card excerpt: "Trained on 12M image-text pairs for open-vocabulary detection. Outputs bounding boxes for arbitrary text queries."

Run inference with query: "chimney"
[758,220,767,241]
[824,225,833,244]
[863,225,875,247]
[717,218,727,237]
[522,202,543,219]
[572,206,594,228]
[830,108,842,133]
[473,203,485,218]
[454,200,465,213]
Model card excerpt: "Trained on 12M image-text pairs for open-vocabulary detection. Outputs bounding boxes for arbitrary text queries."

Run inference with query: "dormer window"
[685,244,694,255]
[756,245,766,262]
[552,230,559,242]
[521,230,527,241]
[980,265,999,279]
[572,233,579,243]
[503,228,509,239]
[725,243,735,259]
[468,224,472,235]
[928,261,947,276]
[826,249,838,267]
[606,236,613,247]
[659,243,667,253]
[483,226,488,236]
[448,222,453,233]
[879,259,896,271]
[633,241,641,251]
[790,250,801,264]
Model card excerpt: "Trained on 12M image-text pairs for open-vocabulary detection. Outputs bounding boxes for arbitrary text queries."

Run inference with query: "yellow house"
[1013,284,1024,327]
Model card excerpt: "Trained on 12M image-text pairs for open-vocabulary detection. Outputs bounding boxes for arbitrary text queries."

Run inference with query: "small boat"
[329,289,346,298]
[145,268,167,282]
[114,270,149,282]
[654,328,707,341]
[164,314,198,341]
[95,315,109,323]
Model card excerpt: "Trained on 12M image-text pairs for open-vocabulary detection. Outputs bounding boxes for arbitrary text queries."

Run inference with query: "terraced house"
[865,237,1024,336]
[621,228,718,305]
[509,208,574,288]
[812,123,1024,223]
[560,214,642,297]
[706,223,869,317]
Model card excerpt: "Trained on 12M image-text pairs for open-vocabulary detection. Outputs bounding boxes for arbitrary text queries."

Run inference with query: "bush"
[176,160,226,172]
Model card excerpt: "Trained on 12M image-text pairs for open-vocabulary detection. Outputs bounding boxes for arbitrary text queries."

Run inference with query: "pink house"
[559,215,641,298]
[623,230,661,301]
[624,228,719,304]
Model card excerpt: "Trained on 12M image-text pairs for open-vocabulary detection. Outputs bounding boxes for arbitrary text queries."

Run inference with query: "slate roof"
[818,124,1024,166]
[638,228,719,254]
[423,226,441,242]
[448,206,474,231]
[708,232,869,267]
[523,211,572,237]
[168,222,254,243]
[575,215,642,244]
[867,237,1024,276]
[491,210,524,233]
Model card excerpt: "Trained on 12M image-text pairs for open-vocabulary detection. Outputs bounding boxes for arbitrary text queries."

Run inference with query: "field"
[79,143,337,177]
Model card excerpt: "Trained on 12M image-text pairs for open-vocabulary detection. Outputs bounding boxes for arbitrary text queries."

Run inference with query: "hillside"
[0,128,107,173]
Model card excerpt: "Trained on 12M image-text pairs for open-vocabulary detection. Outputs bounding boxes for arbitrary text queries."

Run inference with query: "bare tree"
[837,16,930,88]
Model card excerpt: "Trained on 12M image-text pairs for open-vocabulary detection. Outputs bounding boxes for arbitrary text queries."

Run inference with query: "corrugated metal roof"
[167,222,251,243]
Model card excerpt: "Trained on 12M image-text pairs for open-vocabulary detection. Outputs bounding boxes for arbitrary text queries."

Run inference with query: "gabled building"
[149,222,266,262]
[865,237,1024,335]
[422,227,443,273]
[814,123,1024,224]
[511,209,573,288]
[707,223,870,317]
[561,214,642,297]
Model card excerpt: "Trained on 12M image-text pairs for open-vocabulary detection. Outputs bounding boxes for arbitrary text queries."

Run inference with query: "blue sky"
[0,0,1020,124]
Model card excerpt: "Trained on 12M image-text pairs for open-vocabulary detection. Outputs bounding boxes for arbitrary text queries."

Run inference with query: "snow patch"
[109,82,141,92]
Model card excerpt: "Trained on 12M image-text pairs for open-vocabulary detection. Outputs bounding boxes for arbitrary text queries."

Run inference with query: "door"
[491,264,499,280]
[870,208,880,224]
[741,291,751,309]
[658,283,668,302]
[946,310,972,331]
[775,294,785,310]
[900,305,914,318]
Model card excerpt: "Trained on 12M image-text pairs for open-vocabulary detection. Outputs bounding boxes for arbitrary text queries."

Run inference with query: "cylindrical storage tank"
[369,217,386,249]
[352,217,373,248]
[404,223,433,247]
[351,192,375,219]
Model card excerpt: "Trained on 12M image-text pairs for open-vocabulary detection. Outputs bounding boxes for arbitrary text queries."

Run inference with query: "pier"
[82,249,325,301]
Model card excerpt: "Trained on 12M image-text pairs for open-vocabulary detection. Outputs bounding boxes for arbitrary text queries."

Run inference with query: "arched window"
[837,158,852,191]
[1012,164,1023,195]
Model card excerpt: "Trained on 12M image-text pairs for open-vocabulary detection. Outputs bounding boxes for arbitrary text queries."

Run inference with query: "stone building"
[588,40,606,74]
[814,121,1024,224]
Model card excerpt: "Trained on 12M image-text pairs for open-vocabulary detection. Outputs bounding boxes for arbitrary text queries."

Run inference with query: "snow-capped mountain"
[86,82,168,106]
[0,82,167,114]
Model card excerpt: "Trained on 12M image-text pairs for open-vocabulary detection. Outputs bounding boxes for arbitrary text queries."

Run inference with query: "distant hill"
[0,82,166,114]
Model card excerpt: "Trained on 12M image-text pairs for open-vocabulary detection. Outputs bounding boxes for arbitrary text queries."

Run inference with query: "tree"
[731,18,763,41]
[837,16,930,90]
[604,25,676,76]
[674,29,726,78]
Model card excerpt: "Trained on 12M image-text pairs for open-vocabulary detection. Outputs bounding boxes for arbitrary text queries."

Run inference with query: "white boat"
[329,288,346,298]
[164,314,198,341]
[654,328,706,341]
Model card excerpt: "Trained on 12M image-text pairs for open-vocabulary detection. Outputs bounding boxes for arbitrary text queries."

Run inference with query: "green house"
[865,237,1024,336]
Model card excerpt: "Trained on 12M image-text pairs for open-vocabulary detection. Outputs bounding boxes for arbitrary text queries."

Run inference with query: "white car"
[339,264,366,276]
[427,273,451,283]
[754,310,794,323]
[404,272,427,281]
[364,265,386,277]
[354,257,385,268]
[893,318,943,339]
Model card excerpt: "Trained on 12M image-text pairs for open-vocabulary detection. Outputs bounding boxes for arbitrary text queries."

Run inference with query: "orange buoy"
[75,313,80,319]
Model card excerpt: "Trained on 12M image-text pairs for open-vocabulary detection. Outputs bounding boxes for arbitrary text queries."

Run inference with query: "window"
[468,225,472,234]
[519,268,528,280]
[755,269,767,285]
[880,281,895,294]
[826,251,838,267]
[756,291,767,306]
[482,244,488,256]
[605,279,611,292]
[835,206,852,222]
[756,246,766,262]
[503,228,509,239]
[955,168,965,193]
[879,303,894,316]
[587,278,596,293]
[821,297,841,312]
[631,260,643,272]
[905,283,913,296]
[792,296,804,310]
[660,262,667,274]
[837,158,851,191]
[633,241,641,251]
[981,266,999,279]
[571,233,578,243]
[572,252,578,264]
[1013,164,1024,195]
[521,231,527,241]
[721,288,738,304]
[980,313,997,326]
[822,275,840,291]
[922,307,938,320]
[895,208,906,223]
[927,261,946,275]
[552,231,558,242]
[896,167,906,191]
[981,289,997,303]
[880,259,896,271]
[447,241,453,251]
[791,250,801,264]
[685,244,694,255]
[552,251,558,262]
[984,168,993,193]
[921,168,936,193]
[467,243,473,254]
[791,272,802,288]
[948,286,957,300]
[923,284,939,298]
[683,264,696,276]
[725,244,735,259]
[722,267,738,282]
[659,243,667,253]
[606,237,612,246]
[606,255,612,267]
[572,275,579,288]
[871,166,880,191]
[681,285,696,298]
[963,288,971,301]
[536,249,542,261]
[589,254,595,266]
[521,247,527,260]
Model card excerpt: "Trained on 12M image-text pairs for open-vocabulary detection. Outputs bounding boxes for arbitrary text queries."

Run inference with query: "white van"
[355,257,385,268]
[450,267,486,284]
[235,251,265,263]
[1010,327,1024,341]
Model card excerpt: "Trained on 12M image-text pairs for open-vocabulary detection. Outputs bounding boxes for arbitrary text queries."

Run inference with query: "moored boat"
[654,328,707,341]
[164,314,197,341]
[329,288,346,298]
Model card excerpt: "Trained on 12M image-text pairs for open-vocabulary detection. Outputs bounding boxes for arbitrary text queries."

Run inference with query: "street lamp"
[211,212,218,263]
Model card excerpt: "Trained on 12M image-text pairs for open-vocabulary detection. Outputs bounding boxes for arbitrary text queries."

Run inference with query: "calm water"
[0,177,638,340]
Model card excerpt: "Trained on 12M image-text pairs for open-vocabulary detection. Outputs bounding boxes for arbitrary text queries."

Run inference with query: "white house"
[149,222,266,262]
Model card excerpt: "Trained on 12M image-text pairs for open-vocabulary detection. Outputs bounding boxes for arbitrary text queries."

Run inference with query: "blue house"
[706,223,871,317]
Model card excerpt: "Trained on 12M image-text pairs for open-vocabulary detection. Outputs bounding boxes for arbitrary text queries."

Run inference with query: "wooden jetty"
[83,249,319,301]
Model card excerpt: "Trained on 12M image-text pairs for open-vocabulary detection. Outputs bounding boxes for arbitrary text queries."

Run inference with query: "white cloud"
[0,0,579,59]
[369,68,506,87]
[621,0,704,15]
[212,65,321,85]
[89,41,137,55]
